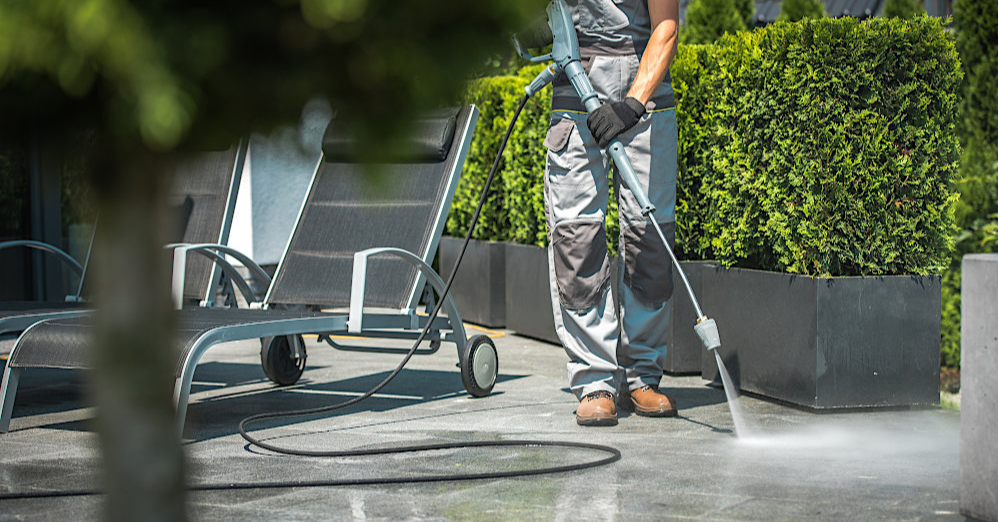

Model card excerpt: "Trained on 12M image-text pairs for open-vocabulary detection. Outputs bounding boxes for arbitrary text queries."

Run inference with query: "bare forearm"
[627,0,680,104]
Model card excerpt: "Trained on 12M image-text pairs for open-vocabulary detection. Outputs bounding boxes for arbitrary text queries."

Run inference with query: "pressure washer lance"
[513,0,721,353]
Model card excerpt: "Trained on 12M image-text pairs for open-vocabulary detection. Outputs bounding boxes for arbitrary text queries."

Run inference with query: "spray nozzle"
[694,317,721,352]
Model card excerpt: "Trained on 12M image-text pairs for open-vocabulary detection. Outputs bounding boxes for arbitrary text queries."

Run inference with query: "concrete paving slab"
[0,328,967,521]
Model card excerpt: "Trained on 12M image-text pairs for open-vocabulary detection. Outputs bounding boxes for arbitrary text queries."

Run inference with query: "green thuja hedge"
[444,68,550,245]
[679,16,960,276]
[445,76,516,241]
[450,16,960,279]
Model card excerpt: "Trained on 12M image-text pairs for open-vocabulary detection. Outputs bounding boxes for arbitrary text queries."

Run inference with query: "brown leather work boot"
[630,385,678,417]
[576,390,618,426]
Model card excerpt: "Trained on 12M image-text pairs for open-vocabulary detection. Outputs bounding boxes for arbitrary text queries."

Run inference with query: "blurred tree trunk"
[90,150,186,522]
[0,3,542,520]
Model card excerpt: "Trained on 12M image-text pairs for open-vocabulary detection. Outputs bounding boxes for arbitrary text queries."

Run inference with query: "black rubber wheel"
[460,335,498,397]
[260,335,307,386]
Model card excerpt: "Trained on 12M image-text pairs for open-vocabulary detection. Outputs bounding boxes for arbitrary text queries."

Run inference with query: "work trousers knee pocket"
[622,221,675,306]
[551,220,611,311]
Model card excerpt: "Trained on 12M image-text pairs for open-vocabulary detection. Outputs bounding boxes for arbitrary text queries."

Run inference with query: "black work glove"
[586,96,646,148]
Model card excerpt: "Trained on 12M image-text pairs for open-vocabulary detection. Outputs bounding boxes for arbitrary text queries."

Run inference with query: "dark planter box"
[438,237,505,328]
[700,266,941,409]
[664,261,716,375]
[505,243,559,343]
[503,242,712,371]
[960,254,998,522]
[504,242,625,345]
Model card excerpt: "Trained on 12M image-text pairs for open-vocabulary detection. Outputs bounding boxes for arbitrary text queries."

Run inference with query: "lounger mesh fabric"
[266,107,469,310]
[76,147,241,302]
[169,148,241,301]
[2,106,477,433]
[9,108,471,373]
[9,309,329,373]
[0,304,87,337]
[0,146,242,342]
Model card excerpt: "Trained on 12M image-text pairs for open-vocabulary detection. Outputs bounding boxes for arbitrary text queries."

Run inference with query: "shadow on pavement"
[183,365,527,441]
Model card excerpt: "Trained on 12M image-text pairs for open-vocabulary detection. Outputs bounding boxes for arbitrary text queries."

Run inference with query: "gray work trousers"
[543,54,677,401]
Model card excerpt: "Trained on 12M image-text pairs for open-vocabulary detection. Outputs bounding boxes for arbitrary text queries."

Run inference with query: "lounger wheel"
[260,335,307,386]
[460,335,497,397]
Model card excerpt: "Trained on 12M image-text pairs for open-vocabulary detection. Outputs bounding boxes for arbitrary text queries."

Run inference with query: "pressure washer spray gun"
[512,0,721,354]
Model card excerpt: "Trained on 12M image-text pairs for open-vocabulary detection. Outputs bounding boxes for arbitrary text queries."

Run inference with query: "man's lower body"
[543,76,678,426]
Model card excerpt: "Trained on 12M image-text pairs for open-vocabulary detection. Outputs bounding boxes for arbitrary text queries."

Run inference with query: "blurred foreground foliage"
[0,1,543,520]
[0,0,542,158]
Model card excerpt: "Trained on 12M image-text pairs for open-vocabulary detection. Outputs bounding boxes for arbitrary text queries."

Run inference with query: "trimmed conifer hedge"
[447,16,961,278]
[679,16,961,276]
[445,66,550,246]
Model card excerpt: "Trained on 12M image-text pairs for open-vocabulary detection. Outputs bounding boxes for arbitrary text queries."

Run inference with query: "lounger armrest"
[349,247,466,343]
[169,243,271,309]
[0,240,84,277]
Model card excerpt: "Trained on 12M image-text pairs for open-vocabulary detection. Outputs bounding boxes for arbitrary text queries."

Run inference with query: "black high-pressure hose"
[229,94,622,486]
[0,95,619,502]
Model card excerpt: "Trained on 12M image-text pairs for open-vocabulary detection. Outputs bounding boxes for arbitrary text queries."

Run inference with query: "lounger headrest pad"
[322,107,459,163]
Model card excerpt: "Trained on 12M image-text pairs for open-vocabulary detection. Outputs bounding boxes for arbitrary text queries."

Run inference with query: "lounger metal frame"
[1,107,480,436]
[0,143,247,341]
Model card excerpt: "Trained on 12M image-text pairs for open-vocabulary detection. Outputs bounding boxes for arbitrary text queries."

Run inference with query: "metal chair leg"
[0,365,22,433]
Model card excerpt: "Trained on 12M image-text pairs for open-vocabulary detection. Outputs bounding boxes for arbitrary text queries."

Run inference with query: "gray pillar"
[961,254,998,522]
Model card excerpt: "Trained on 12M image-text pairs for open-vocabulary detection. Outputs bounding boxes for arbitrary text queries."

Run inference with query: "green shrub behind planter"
[940,0,998,369]
[679,17,961,277]
[672,43,717,259]
[446,69,551,247]
[506,65,551,247]
[445,76,517,241]
[778,0,825,21]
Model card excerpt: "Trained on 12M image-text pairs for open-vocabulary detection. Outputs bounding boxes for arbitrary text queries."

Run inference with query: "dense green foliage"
[883,0,926,19]
[506,65,554,247]
[452,17,961,283]
[0,0,543,157]
[446,71,550,245]
[680,18,961,277]
[682,0,746,45]
[777,0,824,21]
[940,0,998,369]
[447,76,518,242]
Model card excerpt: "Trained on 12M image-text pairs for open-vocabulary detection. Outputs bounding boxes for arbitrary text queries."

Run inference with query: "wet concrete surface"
[0,328,966,521]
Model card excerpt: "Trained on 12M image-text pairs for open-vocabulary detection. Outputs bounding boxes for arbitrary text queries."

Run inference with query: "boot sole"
[632,405,679,417]
[576,415,618,427]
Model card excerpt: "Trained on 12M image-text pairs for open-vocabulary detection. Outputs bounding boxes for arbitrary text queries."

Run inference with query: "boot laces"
[584,390,614,402]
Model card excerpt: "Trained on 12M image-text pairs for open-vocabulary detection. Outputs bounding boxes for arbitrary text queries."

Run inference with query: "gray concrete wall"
[961,254,998,522]
[229,99,332,266]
